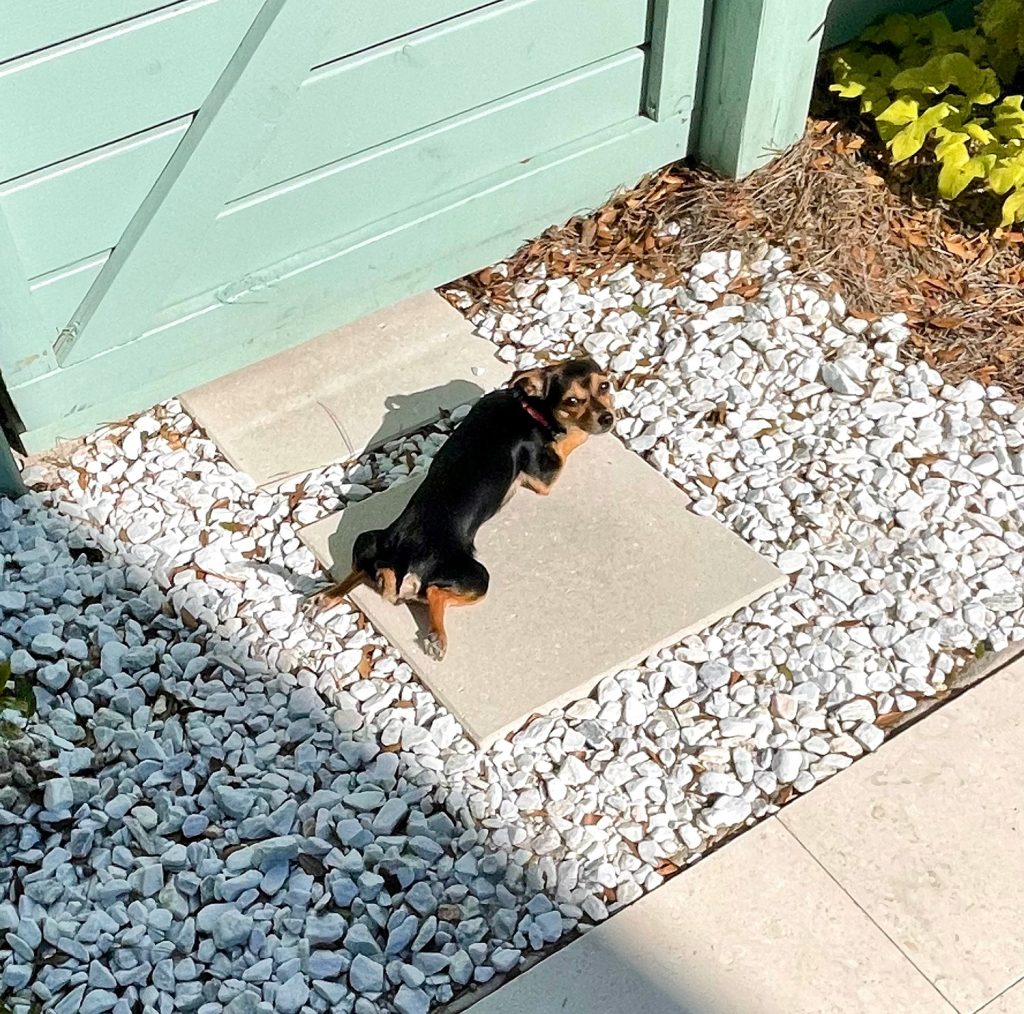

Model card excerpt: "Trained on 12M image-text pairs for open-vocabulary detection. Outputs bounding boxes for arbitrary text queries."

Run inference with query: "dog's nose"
[598,411,615,430]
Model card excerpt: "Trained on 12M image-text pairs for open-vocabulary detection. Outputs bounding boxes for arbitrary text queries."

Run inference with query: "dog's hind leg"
[423,559,489,661]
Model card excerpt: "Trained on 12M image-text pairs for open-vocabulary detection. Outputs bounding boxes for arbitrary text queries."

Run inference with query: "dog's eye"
[564,397,580,407]
[598,381,610,392]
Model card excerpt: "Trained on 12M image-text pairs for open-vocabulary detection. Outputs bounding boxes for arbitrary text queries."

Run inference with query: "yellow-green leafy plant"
[830,0,1024,225]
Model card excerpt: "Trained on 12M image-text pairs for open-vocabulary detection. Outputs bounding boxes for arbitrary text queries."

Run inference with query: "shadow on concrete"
[451,927,737,1013]
[357,379,484,459]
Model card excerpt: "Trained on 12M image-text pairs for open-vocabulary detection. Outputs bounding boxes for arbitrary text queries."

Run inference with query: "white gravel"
[2,241,1023,1013]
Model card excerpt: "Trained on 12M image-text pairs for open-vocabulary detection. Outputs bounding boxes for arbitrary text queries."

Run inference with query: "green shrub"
[0,658,33,720]
[830,0,1024,225]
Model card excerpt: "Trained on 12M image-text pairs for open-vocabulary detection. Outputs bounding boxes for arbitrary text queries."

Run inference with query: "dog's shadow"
[359,379,484,459]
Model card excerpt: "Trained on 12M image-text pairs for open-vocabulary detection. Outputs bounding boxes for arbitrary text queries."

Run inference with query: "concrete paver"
[464,819,953,1014]
[301,435,783,745]
[982,980,1024,1014]
[182,292,509,485]
[781,665,1024,1013]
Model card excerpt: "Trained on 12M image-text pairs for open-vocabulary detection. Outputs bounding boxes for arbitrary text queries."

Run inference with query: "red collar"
[512,388,557,432]
[521,400,552,429]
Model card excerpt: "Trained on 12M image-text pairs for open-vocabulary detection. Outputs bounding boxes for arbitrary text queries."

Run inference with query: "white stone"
[772,750,803,784]
[821,362,864,396]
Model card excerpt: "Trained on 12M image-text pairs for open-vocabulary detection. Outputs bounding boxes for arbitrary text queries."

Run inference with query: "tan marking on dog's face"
[552,360,617,434]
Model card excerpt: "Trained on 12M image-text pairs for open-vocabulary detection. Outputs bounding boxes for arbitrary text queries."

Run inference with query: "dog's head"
[511,356,617,434]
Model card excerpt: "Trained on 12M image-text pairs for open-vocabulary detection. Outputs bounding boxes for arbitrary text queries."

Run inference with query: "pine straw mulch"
[446,115,1024,396]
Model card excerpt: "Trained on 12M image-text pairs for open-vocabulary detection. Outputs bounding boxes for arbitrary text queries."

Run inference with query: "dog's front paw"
[423,632,447,661]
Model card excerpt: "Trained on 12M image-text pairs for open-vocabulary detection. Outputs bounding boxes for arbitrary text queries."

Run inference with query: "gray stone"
[385,913,420,956]
[274,973,309,1014]
[393,985,430,1014]
[0,590,27,611]
[215,785,256,820]
[349,954,385,994]
[38,662,71,691]
[305,912,347,946]
[345,922,382,957]
[30,633,64,657]
[80,990,118,1014]
[371,797,409,835]
[449,949,474,985]
[252,836,299,866]
[404,882,437,916]
[43,777,75,812]
[308,950,347,978]
[197,904,253,948]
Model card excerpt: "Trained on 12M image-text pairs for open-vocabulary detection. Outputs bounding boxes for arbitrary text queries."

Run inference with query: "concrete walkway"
[464,662,1024,1014]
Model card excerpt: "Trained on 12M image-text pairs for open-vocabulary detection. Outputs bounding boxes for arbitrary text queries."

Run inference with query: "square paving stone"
[464,819,954,1014]
[781,662,1024,1013]
[300,436,783,746]
[182,292,509,485]
[983,981,1024,1014]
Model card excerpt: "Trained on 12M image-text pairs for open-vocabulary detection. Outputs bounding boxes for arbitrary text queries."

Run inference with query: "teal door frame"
[695,0,831,178]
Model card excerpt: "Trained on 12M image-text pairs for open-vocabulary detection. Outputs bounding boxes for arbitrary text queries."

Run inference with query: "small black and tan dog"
[313,356,616,659]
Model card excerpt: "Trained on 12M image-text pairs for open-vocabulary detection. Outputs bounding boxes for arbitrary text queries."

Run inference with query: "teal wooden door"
[0,0,705,451]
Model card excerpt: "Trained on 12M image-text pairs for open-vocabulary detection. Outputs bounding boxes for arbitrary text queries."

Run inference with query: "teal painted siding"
[0,2,171,63]
[0,1,262,182]
[0,0,703,451]
[697,0,831,177]
[15,118,690,450]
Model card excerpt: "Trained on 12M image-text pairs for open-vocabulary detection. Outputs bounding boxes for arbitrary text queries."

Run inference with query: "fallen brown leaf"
[287,482,306,512]
[942,233,976,261]
[356,645,374,678]
[876,709,905,729]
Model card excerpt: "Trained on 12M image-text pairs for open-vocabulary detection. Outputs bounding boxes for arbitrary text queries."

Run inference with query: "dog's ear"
[510,367,549,398]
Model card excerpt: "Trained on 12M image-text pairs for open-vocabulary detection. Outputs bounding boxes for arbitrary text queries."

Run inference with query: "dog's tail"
[307,528,386,612]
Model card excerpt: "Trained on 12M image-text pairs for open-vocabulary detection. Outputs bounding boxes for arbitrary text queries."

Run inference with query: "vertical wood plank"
[0,198,33,492]
[0,202,55,389]
[55,0,336,368]
[0,428,24,498]
[696,0,831,178]
[643,0,707,122]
